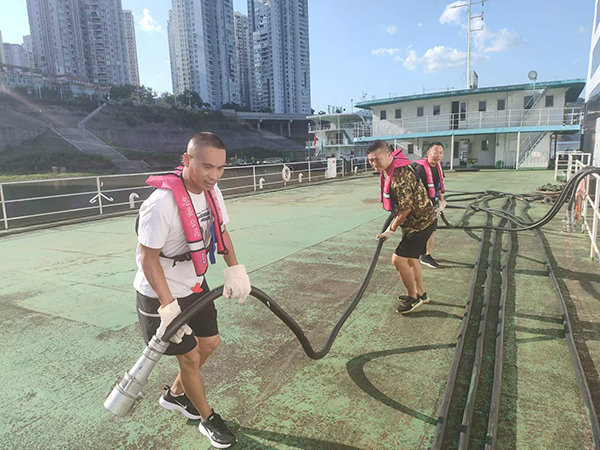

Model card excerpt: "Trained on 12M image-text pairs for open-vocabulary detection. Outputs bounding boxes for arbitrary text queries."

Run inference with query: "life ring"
[282,165,292,182]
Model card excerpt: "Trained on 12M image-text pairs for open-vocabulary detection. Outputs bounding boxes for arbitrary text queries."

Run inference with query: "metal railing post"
[479,111,482,129]
[516,131,521,170]
[96,176,104,215]
[253,166,257,191]
[0,184,8,230]
[592,178,599,260]
[308,159,312,182]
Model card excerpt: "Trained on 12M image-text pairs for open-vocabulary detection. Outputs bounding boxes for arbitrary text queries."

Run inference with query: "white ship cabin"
[354,79,585,169]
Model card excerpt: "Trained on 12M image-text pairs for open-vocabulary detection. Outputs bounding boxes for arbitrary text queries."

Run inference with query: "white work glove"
[156,300,193,344]
[223,264,251,304]
[376,225,396,241]
[435,199,447,213]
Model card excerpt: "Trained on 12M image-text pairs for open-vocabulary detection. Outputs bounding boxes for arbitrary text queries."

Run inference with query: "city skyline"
[0,0,593,112]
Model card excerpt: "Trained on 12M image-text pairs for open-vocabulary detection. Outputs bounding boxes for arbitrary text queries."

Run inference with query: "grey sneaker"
[396,296,423,314]
[421,254,440,268]
[419,292,430,304]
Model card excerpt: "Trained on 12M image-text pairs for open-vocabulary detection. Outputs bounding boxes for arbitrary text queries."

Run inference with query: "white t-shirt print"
[133,185,230,298]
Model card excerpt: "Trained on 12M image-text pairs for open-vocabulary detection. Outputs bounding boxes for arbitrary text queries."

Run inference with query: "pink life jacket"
[413,158,445,199]
[146,167,228,277]
[380,149,412,211]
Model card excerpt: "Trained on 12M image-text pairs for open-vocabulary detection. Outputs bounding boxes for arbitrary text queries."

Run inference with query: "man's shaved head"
[187,132,226,156]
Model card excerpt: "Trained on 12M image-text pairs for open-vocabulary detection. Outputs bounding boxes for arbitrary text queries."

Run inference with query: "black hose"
[432,208,492,450]
[163,213,394,359]
[484,214,514,450]
[439,166,600,232]
[523,205,600,448]
[458,197,512,449]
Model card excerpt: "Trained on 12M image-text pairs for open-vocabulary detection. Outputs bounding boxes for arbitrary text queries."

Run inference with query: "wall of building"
[371,86,569,133]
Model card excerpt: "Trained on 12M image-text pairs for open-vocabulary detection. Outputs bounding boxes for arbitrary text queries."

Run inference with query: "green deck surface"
[0,170,599,449]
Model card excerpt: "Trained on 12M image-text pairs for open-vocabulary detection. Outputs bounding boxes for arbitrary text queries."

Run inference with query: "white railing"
[554,151,592,181]
[353,122,373,137]
[356,107,582,138]
[308,124,334,133]
[568,158,600,262]
[0,159,373,231]
[309,122,366,134]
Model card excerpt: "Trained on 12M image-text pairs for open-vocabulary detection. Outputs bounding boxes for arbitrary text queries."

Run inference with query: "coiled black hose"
[439,166,600,232]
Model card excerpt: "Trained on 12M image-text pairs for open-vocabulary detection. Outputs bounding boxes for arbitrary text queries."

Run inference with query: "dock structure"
[0,170,599,449]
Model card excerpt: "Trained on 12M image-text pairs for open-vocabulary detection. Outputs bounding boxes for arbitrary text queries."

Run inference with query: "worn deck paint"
[0,170,598,449]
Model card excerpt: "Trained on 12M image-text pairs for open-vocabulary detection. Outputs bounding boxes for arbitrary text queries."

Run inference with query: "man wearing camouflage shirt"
[368,140,437,314]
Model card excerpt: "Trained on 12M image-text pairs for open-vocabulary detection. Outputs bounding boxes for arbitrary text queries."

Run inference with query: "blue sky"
[0,0,594,112]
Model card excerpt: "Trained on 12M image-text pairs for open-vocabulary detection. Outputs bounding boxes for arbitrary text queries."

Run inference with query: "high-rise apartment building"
[26,0,130,85]
[23,36,35,68]
[79,0,129,86]
[122,10,140,85]
[247,0,311,114]
[234,11,251,108]
[168,0,239,109]
[26,0,87,77]
[2,43,30,67]
[0,32,5,65]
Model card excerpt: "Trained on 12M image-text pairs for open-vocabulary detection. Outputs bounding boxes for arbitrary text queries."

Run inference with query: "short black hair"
[367,140,390,154]
[428,142,444,150]
[187,132,226,155]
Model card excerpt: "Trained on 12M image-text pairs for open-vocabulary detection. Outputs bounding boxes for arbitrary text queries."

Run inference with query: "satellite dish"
[528,70,538,81]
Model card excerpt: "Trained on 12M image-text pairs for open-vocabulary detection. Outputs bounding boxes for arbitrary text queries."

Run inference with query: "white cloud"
[418,23,423,27]
[478,28,526,53]
[383,25,398,35]
[400,46,488,73]
[402,50,419,70]
[139,8,163,33]
[371,47,402,56]
[440,2,525,54]
[439,1,467,26]
[577,25,587,34]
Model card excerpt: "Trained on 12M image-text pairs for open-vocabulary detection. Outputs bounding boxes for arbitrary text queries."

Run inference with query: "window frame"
[417,106,424,117]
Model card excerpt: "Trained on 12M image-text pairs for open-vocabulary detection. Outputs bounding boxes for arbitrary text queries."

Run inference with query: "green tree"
[177,89,203,108]
[158,92,177,108]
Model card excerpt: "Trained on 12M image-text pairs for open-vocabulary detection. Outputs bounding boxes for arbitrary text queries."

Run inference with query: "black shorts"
[394,220,437,259]
[136,280,218,355]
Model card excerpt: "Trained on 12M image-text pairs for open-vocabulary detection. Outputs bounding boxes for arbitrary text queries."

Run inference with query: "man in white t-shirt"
[134,132,250,449]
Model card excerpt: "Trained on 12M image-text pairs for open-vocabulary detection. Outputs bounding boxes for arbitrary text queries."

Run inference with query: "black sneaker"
[396,296,423,314]
[159,386,201,420]
[419,292,430,304]
[421,254,440,268]
[198,410,236,448]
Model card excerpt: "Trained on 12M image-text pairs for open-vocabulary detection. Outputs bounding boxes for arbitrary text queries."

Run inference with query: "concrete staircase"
[52,127,147,173]
[258,129,305,150]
